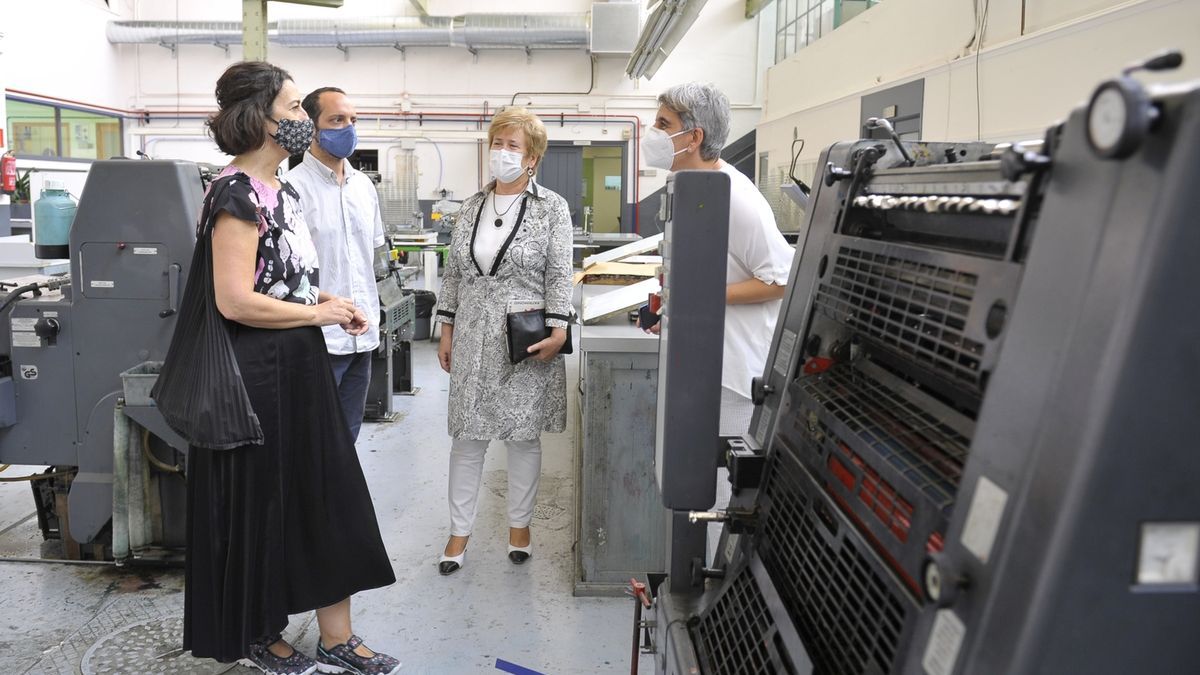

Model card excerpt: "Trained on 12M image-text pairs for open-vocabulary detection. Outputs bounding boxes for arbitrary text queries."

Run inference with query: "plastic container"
[33,179,76,259]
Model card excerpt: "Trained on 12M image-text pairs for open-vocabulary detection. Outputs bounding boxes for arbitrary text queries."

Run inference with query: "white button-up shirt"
[285,151,386,355]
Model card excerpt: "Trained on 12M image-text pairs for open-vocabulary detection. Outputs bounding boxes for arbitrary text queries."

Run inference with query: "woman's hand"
[313,296,357,327]
[438,325,454,373]
[527,327,568,362]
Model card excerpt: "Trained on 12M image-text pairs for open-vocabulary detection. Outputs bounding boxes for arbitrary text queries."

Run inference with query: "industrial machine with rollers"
[0,160,201,558]
[641,54,1199,674]
[0,158,415,561]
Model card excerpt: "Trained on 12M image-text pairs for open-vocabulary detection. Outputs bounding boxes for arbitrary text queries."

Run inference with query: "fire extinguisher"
[1,152,16,195]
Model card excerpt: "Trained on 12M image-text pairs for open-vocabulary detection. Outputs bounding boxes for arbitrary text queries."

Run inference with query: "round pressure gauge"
[1085,78,1151,159]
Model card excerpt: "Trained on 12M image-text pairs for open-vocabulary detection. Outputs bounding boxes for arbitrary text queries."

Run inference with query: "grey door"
[538,144,583,227]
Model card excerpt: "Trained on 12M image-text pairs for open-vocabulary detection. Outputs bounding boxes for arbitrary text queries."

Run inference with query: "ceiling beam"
[243,0,269,61]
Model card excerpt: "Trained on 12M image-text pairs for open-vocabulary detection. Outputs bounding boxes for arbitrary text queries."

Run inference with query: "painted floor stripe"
[495,657,546,675]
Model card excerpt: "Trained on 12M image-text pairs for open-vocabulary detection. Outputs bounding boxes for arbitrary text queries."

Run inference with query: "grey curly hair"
[657,82,731,161]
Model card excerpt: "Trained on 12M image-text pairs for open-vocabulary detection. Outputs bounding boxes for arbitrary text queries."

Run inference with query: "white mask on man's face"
[641,126,692,171]
[490,149,527,183]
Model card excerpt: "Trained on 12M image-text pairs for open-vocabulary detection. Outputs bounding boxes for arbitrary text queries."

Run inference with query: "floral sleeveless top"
[202,166,320,305]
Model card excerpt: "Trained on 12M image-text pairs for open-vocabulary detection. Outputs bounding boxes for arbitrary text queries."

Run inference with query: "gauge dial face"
[1088,86,1128,153]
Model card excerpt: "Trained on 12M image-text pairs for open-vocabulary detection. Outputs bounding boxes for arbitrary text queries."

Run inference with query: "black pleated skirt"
[183,325,395,663]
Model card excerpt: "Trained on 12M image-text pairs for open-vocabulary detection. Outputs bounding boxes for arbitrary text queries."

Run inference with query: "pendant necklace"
[492,191,520,228]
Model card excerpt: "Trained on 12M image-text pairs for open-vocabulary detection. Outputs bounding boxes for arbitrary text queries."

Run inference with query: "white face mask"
[641,126,692,171]
[490,149,527,184]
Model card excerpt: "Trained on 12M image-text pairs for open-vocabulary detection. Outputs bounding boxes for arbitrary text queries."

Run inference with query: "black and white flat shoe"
[507,543,532,565]
[438,549,466,575]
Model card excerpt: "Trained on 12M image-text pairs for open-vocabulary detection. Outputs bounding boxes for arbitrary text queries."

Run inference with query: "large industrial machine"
[0,158,417,559]
[643,57,1198,674]
[0,160,202,557]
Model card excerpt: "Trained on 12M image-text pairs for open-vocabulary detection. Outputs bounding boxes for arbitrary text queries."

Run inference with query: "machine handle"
[160,263,181,318]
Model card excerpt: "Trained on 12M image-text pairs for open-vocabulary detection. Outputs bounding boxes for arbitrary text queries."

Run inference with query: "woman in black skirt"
[181,61,399,675]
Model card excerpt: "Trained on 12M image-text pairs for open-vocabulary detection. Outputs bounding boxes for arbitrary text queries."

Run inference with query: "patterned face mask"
[269,116,315,155]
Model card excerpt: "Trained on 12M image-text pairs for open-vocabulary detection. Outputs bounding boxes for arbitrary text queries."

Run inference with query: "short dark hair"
[207,61,292,156]
[302,87,347,125]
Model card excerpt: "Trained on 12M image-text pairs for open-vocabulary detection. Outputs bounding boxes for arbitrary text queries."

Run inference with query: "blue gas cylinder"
[34,178,76,259]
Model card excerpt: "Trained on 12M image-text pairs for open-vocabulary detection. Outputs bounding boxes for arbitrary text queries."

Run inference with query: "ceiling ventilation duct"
[105,21,244,46]
[456,14,590,50]
[273,16,453,47]
[107,14,591,51]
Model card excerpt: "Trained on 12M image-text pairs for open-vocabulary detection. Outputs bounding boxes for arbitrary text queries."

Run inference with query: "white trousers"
[448,437,543,536]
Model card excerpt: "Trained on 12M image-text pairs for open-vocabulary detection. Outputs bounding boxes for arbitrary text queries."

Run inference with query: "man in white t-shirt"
[285,87,386,442]
[642,82,795,436]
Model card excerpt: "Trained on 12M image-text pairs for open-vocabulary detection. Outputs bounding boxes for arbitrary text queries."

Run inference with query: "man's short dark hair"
[302,87,347,124]
[206,61,292,156]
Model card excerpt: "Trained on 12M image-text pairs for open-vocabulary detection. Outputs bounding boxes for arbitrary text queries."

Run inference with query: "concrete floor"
[0,335,654,675]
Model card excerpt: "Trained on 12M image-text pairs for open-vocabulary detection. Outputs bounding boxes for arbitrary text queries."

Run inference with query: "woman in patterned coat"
[434,107,573,574]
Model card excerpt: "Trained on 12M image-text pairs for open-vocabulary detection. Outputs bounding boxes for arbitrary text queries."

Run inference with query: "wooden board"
[573,261,660,286]
[582,233,662,269]
[581,277,660,324]
[623,255,663,265]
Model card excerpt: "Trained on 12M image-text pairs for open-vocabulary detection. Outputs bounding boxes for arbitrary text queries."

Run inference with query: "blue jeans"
[328,351,372,442]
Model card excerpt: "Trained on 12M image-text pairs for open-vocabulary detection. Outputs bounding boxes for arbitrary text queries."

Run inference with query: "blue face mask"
[318,124,358,159]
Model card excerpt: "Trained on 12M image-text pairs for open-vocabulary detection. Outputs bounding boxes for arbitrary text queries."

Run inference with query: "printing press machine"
[0,159,415,560]
[642,56,1200,674]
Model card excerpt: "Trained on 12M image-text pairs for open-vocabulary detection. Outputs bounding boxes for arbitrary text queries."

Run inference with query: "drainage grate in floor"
[80,616,228,675]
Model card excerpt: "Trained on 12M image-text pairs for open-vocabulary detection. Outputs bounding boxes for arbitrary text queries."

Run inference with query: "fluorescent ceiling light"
[625,0,709,80]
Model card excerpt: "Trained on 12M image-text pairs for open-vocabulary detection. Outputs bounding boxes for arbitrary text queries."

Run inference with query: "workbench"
[573,284,669,596]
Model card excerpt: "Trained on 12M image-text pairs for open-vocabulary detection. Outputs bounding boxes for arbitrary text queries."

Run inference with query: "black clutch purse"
[506,309,574,364]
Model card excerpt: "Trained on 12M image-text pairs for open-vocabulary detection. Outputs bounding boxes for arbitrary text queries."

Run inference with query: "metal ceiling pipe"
[456,14,589,49]
[105,21,244,45]
[107,14,590,50]
[273,16,452,47]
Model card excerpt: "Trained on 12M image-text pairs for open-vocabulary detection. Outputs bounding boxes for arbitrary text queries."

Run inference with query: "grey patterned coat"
[434,179,573,441]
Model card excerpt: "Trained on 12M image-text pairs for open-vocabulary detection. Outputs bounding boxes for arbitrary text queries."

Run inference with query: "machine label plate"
[962,476,1009,564]
[133,247,158,255]
[12,333,41,348]
[18,365,39,379]
[775,329,798,377]
[10,318,36,331]
[923,609,966,675]
[754,409,771,446]
[90,280,115,288]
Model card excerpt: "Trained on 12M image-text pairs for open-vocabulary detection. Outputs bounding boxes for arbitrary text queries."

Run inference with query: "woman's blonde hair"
[487,107,548,163]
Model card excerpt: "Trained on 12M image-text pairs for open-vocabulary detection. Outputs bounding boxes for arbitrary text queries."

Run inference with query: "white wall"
[3,0,133,109]
[757,0,1200,230]
[28,0,764,227]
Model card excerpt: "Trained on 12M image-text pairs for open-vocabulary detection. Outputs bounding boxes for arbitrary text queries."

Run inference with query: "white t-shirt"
[718,161,795,399]
[474,190,524,273]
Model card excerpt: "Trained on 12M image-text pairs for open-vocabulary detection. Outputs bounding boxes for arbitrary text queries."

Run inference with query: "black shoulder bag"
[150,177,264,450]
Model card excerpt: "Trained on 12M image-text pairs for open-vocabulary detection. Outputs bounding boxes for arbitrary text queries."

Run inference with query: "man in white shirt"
[642,82,794,436]
[285,87,385,442]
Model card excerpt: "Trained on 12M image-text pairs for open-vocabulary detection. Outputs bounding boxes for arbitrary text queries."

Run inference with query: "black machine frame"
[645,70,1200,675]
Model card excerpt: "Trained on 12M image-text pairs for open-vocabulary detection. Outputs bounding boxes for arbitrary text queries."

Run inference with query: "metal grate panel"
[378,149,422,233]
[816,244,983,388]
[758,448,913,675]
[799,365,970,511]
[695,567,778,675]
